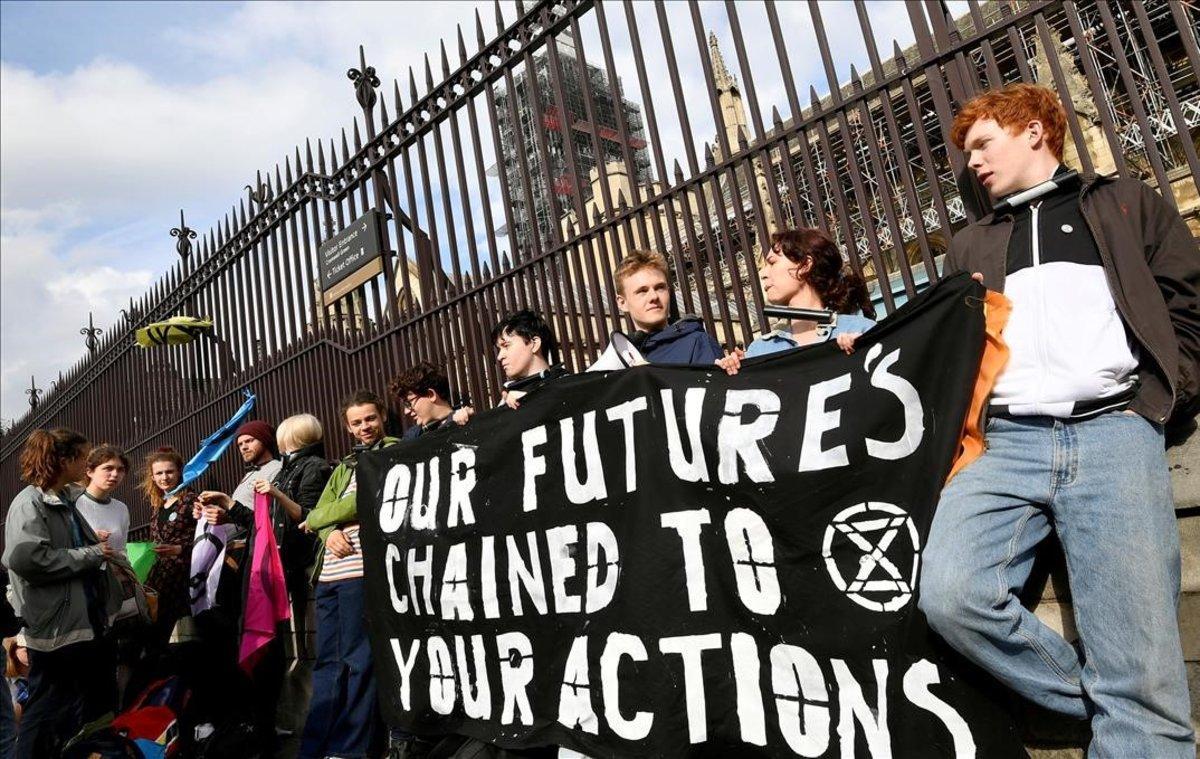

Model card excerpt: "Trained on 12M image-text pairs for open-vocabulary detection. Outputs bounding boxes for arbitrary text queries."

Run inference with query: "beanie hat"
[235,420,278,457]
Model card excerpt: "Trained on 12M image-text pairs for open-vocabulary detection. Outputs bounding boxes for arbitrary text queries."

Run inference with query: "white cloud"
[1,210,153,425]
[0,2,514,424]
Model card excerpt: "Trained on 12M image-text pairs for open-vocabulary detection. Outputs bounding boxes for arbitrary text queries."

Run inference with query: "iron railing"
[2,0,1198,533]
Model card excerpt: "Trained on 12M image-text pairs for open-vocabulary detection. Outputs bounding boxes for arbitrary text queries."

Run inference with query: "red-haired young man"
[920,83,1198,755]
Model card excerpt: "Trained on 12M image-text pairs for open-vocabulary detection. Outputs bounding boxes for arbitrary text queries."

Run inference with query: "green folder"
[126,541,157,583]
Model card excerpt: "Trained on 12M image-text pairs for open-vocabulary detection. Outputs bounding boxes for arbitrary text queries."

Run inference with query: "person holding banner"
[716,227,876,375]
[391,362,470,439]
[921,83,1198,756]
[252,413,330,630]
[298,390,400,759]
[189,421,283,748]
[250,413,332,755]
[140,447,199,654]
[614,250,724,365]
[491,309,568,409]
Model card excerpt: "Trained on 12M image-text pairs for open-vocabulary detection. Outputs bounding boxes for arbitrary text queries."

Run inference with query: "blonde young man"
[614,251,723,365]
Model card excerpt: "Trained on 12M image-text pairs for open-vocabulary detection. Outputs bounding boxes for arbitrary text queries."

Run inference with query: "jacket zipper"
[1030,202,1049,412]
[1078,194,1175,422]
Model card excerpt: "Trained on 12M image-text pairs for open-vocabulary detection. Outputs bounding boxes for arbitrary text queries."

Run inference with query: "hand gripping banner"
[357,274,1023,757]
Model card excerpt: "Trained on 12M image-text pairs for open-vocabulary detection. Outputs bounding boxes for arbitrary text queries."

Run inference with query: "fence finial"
[80,311,103,353]
[170,209,196,260]
[246,169,272,206]
[25,376,41,410]
[348,45,381,111]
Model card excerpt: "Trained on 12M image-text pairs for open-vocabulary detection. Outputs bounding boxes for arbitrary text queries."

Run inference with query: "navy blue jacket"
[402,412,457,440]
[637,316,723,366]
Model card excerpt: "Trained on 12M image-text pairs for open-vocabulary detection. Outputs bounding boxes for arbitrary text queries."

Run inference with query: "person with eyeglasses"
[390,361,471,439]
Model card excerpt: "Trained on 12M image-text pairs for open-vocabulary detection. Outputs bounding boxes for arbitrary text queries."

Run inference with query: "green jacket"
[306,436,401,581]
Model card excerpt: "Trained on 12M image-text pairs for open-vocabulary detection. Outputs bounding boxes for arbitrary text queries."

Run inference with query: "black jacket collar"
[978,167,1109,225]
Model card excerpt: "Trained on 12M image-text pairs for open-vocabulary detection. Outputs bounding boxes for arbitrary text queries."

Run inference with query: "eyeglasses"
[401,395,420,410]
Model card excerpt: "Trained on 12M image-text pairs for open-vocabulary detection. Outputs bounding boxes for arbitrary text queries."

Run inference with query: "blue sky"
[1,0,946,425]
[1,1,240,77]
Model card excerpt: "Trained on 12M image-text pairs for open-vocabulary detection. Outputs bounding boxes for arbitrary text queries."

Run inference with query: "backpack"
[108,676,191,755]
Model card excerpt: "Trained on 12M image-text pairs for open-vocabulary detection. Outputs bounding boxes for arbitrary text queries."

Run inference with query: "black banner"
[358,274,1023,757]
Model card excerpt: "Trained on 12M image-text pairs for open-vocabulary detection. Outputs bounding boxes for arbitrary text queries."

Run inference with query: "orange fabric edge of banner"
[947,289,1012,483]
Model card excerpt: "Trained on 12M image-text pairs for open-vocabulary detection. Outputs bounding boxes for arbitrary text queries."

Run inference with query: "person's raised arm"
[254,478,303,523]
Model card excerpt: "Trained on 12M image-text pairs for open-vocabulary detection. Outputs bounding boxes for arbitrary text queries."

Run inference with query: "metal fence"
[2,0,1198,533]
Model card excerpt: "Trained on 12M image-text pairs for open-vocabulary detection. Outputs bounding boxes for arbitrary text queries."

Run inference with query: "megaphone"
[587,332,647,372]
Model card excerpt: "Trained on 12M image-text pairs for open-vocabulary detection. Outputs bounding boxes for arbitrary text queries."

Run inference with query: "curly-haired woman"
[718,228,877,374]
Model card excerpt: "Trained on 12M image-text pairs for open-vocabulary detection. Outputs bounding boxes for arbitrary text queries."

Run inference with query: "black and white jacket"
[990,168,1139,418]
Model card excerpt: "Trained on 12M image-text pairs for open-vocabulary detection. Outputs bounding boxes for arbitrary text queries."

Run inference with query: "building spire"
[709,31,737,95]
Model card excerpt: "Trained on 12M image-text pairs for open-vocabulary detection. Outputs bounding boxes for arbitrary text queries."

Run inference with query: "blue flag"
[170,389,256,494]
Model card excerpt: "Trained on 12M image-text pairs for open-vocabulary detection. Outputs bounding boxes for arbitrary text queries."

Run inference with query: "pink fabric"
[239,491,291,673]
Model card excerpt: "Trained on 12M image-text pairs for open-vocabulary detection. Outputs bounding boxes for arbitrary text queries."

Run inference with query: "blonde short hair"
[276,413,323,453]
[613,250,670,294]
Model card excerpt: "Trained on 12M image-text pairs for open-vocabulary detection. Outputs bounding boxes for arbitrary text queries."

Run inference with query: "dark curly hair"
[388,362,451,409]
[339,389,388,421]
[770,228,873,316]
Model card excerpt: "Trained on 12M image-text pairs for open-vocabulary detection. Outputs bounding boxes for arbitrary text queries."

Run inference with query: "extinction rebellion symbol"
[821,501,920,612]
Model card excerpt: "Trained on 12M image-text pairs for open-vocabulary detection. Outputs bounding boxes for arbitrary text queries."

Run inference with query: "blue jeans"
[920,412,1194,757]
[299,578,378,759]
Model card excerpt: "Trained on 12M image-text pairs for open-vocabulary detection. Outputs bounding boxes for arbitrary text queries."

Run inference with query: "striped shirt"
[319,524,364,582]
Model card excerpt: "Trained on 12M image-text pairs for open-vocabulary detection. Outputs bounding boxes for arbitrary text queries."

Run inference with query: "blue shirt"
[744,313,877,358]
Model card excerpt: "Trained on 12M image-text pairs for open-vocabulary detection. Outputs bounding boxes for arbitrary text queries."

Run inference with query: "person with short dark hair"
[298,391,399,759]
[491,309,568,409]
[920,83,1197,755]
[613,250,723,365]
[389,361,468,438]
[3,428,122,759]
[75,444,132,556]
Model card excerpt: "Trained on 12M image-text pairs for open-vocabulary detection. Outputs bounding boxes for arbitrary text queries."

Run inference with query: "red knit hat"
[235,420,278,457]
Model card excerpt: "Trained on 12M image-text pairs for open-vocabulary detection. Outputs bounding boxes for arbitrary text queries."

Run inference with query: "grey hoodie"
[2,484,122,652]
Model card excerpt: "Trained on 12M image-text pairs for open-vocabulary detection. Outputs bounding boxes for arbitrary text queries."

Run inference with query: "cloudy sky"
[0,0,955,425]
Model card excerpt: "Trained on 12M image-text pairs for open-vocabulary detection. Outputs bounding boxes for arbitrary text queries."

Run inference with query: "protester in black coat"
[257,436,330,591]
[248,414,331,758]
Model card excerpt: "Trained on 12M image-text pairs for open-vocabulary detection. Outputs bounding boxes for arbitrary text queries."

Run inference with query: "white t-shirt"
[75,491,131,552]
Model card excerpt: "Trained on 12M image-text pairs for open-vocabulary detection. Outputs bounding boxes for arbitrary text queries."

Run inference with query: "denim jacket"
[744,313,877,358]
